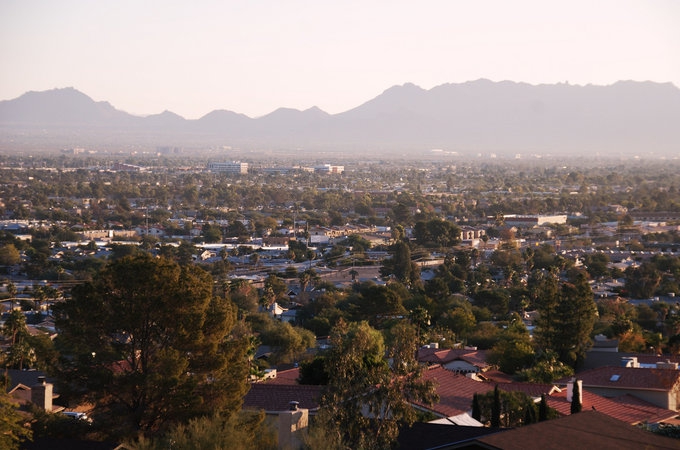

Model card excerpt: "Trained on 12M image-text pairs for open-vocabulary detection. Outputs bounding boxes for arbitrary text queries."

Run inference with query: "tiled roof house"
[573,366,680,411]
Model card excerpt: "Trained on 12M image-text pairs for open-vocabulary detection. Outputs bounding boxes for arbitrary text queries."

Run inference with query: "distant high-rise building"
[208,161,248,174]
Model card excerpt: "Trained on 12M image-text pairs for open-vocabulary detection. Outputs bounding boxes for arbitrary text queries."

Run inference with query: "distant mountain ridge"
[1,80,679,157]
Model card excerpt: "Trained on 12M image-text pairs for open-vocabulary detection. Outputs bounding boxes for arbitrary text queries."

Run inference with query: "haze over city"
[4,3,680,449]
[1,0,679,119]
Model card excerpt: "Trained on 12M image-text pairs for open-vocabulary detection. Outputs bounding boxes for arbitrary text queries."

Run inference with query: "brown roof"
[417,365,495,416]
[417,366,555,417]
[475,410,680,450]
[243,383,322,412]
[574,366,680,392]
[265,367,301,385]
[548,389,678,425]
[418,348,490,369]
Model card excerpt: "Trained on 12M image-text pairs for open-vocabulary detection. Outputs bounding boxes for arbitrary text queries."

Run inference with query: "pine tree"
[533,269,597,368]
[491,385,501,428]
[539,394,548,422]
[471,393,481,421]
[570,380,582,414]
[524,403,537,425]
[54,254,250,437]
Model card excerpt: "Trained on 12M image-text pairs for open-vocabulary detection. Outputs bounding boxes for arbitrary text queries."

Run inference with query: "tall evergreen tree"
[570,380,582,414]
[54,254,250,438]
[539,394,548,422]
[524,403,537,425]
[471,393,481,421]
[534,270,597,368]
[491,385,501,428]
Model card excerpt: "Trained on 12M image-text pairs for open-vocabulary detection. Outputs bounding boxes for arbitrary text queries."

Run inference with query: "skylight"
[610,374,620,382]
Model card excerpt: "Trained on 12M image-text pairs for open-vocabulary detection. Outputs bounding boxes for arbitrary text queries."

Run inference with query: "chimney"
[31,376,53,411]
[566,378,582,404]
[278,403,308,450]
[621,356,639,368]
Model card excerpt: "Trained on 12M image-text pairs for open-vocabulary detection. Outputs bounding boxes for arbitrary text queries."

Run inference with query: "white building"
[314,164,344,174]
[208,162,248,174]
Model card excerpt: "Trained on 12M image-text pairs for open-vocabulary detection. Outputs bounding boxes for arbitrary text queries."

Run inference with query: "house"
[414,365,554,419]
[5,370,63,414]
[589,334,620,353]
[548,386,677,425]
[418,347,491,374]
[572,365,680,411]
[242,368,321,449]
[459,226,486,241]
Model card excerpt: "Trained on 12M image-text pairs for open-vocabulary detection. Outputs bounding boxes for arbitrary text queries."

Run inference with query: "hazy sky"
[1,1,679,119]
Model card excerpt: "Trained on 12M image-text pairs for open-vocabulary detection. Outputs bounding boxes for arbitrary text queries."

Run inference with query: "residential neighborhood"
[2,154,680,448]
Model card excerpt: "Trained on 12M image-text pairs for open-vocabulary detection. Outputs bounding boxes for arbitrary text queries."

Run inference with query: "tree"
[202,223,223,243]
[129,411,276,450]
[474,289,510,317]
[570,380,582,414]
[259,321,315,365]
[347,284,408,328]
[298,356,329,385]
[518,350,574,383]
[0,387,32,449]
[413,219,461,248]
[7,281,17,304]
[471,393,481,421]
[538,394,548,421]
[476,386,539,428]
[625,262,662,298]
[533,270,597,368]
[298,268,320,302]
[552,272,598,368]
[1,310,35,370]
[288,239,312,263]
[53,254,250,438]
[317,320,437,449]
[0,243,21,266]
[487,322,534,374]
[380,241,420,287]
[491,385,501,428]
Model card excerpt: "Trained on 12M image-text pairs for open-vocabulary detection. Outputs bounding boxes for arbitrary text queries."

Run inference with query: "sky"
[1,1,679,119]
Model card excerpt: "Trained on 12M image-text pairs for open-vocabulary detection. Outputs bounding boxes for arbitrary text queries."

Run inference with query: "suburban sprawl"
[3,153,680,449]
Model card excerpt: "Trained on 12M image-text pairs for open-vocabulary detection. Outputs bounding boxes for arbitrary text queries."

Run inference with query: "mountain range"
[1,80,679,158]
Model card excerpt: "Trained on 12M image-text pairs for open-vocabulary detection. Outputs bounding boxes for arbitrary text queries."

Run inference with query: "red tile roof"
[265,367,301,385]
[416,366,555,417]
[574,366,680,391]
[548,389,678,425]
[243,383,322,412]
[417,348,490,369]
[476,410,680,450]
[416,365,495,416]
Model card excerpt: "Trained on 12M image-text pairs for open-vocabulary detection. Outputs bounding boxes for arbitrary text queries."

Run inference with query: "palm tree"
[298,269,319,302]
[6,282,17,311]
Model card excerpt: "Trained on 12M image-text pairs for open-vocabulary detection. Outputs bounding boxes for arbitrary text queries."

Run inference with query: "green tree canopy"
[0,243,21,266]
[54,254,250,438]
[534,270,597,368]
[317,320,437,449]
[413,219,461,248]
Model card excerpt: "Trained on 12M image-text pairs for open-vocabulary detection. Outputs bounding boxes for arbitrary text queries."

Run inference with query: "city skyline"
[2,0,679,119]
